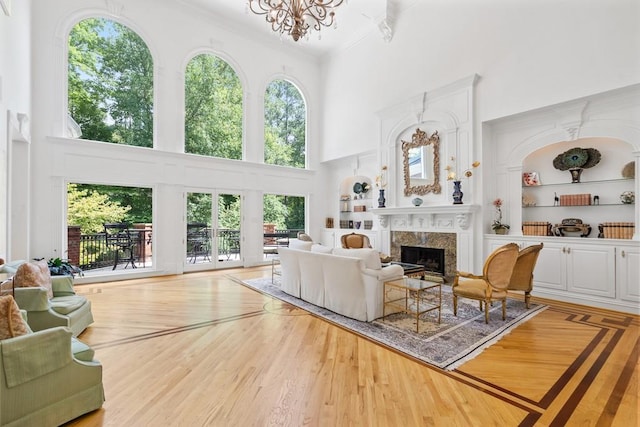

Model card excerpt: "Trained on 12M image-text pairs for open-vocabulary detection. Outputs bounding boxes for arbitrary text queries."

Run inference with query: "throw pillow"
[311,244,332,254]
[13,260,54,299]
[0,295,30,340]
[297,232,313,242]
[289,239,313,251]
[332,248,382,270]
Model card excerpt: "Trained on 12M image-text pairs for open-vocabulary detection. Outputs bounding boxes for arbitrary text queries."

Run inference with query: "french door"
[184,190,242,270]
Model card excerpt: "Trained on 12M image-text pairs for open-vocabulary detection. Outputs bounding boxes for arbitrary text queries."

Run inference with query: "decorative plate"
[353,182,363,194]
[622,161,635,179]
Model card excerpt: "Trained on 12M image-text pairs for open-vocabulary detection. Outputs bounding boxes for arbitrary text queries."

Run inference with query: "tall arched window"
[264,79,306,168]
[68,18,153,147]
[184,54,243,159]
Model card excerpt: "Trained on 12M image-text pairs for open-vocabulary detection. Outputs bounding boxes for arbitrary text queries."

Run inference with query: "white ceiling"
[181,0,419,56]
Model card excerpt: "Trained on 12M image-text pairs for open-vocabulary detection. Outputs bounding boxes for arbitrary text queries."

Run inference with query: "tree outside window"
[68,18,153,147]
[264,80,306,168]
[184,54,243,159]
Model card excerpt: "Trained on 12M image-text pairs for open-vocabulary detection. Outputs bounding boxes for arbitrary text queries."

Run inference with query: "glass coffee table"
[382,277,442,333]
[382,261,425,278]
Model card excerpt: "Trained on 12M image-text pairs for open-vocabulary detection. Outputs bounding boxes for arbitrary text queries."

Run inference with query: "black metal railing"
[78,227,304,270]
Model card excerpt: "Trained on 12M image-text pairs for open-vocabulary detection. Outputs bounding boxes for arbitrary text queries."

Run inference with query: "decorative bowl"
[620,191,635,204]
[412,197,423,206]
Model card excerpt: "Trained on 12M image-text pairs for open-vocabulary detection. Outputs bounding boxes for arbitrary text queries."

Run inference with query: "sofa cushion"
[289,239,313,251]
[332,248,382,270]
[0,295,30,340]
[311,244,332,254]
[13,260,53,299]
[51,295,87,315]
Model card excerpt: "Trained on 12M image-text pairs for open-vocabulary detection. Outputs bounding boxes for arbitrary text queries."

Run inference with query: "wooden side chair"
[340,232,372,249]
[452,243,519,323]
[508,243,544,308]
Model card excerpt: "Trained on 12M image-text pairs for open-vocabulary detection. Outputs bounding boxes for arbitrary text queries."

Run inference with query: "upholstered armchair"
[341,233,372,249]
[452,243,520,323]
[1,326,104,426]
[508,243,544,308]
[1,261,94,337]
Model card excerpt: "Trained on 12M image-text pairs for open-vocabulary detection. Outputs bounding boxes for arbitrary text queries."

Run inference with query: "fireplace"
[401,246,445,276]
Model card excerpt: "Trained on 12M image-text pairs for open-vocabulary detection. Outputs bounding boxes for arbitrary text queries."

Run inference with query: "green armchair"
[1,261,94,337]
[0,326,105,426]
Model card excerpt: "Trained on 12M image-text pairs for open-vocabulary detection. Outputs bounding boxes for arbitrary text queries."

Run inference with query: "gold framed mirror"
[402,128,441,196]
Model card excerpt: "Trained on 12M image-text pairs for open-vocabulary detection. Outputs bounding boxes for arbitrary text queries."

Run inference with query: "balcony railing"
[68,226,304,271]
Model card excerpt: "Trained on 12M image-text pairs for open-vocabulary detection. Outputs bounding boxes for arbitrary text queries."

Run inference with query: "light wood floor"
[65,267,639,426]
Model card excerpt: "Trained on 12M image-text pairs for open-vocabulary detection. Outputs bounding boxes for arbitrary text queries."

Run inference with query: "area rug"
[234,276,547,370]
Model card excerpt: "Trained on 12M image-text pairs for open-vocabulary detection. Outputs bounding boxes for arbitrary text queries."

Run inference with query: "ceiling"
[180,0,419,56]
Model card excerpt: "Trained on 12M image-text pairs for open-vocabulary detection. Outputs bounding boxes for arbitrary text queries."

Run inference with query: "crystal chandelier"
[247,0,346,42]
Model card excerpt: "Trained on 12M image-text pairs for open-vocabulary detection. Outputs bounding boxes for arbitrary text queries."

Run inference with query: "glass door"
[185,191,242,270]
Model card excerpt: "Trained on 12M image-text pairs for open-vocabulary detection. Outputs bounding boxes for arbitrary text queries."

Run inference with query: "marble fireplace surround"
[372,204,479,279]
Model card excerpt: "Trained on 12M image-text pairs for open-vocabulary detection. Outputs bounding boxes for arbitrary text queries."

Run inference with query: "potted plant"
[491,198,510,234]
[45,257,84,277]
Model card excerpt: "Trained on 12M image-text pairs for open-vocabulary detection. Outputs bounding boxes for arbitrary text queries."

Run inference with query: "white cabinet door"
[533,242,567,291]
[618,245,640,303]
[566,243,616,298]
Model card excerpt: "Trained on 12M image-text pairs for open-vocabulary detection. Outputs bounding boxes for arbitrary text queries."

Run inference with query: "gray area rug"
[236,276,547,370]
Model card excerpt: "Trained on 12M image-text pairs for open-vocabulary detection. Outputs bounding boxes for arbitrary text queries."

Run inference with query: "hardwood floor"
[65,267,639,426]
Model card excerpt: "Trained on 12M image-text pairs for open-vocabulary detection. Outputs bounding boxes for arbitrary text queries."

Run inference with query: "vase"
[378,189,386,208]
[569,167,583,183]
[452,180,463,204]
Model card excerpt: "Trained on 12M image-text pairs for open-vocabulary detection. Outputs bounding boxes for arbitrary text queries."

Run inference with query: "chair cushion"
[455,278,508,300]
[71,337,95,362]
[51,295,87,315]
[13,260,53,299]
[0,295,30,340]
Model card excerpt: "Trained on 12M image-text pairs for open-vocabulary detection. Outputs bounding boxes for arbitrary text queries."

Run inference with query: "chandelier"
[247,0,346,42]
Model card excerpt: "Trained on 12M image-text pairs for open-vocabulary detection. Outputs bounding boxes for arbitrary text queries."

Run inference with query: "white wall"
[320,0,640,162]
[0,0,31,259]
[25,0,323,275]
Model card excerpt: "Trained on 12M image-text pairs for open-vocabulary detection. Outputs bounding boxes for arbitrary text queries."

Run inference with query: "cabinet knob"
[562,247,566,253]
[567,247,571,254]
[621,250,626,258]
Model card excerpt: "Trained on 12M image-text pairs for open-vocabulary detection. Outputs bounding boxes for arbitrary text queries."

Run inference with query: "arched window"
[184,54,243,159]
[264,79,306,168]
[68,18,153,147]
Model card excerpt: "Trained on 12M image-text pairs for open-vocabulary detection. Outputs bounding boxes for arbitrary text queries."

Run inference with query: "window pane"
[68,18,153,147]
[67,183,153,274]
[185,54,243,159]
[263,194,305,261]
[264,80,306,168]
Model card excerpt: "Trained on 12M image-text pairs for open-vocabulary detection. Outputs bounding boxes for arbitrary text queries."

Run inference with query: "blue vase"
[378,189,386,208]
[452,180,463,204]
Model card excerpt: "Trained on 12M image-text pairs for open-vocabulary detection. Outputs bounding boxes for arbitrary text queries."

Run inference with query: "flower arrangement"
[445,157,480,181]
[375,166,388,188]
[491,198,510,231]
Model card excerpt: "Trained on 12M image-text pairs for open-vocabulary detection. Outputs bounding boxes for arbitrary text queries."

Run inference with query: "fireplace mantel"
[371,204,479,229]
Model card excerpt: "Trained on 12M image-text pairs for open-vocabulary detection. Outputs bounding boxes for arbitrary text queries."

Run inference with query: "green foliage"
[264,80,306,168]
[185,54,243,159]
[68,18,153,147]
[47,257,84,277]
[263,194,304,230]
[67,183,131,233]
[72,184,152,226]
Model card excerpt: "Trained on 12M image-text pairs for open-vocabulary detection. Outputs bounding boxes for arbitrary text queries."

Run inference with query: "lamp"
[248,0,346,42]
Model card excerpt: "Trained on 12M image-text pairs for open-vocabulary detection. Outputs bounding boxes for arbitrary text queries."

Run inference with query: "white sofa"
[278,243,404,321]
